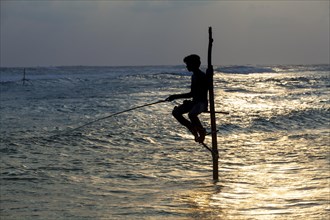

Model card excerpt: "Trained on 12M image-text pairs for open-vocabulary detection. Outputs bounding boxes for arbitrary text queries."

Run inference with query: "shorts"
[175,100,208,115]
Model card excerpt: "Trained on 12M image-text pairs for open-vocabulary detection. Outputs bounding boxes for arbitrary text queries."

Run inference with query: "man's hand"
[206,66,213,75]
[165,95,175,102]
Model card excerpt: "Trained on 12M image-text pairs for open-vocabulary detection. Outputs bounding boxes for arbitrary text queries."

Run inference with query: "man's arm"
[166,92,192,102]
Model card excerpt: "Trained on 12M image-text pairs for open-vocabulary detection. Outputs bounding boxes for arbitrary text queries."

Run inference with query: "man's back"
[191,70,208,103]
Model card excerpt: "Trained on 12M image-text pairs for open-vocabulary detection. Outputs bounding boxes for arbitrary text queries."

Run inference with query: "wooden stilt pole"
[206,27,219,181]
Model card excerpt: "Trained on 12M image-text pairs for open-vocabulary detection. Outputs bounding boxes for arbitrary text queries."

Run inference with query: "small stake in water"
[22,68,26,85]
[22,68,31,85]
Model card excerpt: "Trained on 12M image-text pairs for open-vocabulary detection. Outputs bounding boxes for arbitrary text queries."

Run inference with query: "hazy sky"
[1,1,329,67]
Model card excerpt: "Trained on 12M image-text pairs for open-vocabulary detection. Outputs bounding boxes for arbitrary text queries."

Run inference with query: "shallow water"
[1,65,329,219]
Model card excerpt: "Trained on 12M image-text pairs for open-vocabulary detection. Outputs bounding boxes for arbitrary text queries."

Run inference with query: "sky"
[0,0,329,67]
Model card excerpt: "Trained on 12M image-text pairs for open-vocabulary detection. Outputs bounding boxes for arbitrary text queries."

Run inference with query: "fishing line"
[55,99,167,137]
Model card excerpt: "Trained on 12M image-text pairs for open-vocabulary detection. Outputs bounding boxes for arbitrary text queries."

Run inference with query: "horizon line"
[1,63,329,68]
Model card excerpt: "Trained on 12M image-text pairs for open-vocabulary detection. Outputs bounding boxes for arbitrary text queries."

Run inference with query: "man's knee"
[188,112,198,120]
[172,106,180,118]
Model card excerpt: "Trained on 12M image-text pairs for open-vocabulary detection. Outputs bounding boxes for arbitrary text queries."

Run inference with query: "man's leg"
[189,113,206,143]
[172,101,199,141]
[188,102,207,143]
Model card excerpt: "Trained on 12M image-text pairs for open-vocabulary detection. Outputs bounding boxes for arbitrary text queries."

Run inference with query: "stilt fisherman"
[166,54,209,143]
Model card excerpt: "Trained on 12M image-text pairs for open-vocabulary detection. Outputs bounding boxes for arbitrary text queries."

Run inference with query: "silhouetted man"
[166,54,209,143]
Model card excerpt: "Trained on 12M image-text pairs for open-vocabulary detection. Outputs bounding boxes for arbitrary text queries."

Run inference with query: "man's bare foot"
[196,127,206,143]
[189,127,199,142]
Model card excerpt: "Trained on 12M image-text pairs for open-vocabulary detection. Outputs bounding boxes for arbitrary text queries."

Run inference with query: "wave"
[273,64,330,73]
[249,108,329,132]
[216,108,329,135]
[215,64,330,74]
[216,65,276,74]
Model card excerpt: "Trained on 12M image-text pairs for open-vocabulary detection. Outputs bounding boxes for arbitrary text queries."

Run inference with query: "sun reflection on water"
[170,71,330,219]
[174,128,329,219]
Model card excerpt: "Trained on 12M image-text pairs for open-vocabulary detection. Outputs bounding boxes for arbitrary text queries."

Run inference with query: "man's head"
[183,54,201,72]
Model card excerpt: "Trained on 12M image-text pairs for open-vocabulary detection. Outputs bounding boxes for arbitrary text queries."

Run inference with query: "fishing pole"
[57,99,167,136]
[52,98,230,140]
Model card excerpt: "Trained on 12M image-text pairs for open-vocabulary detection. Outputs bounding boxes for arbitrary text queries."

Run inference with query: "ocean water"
[0,64,329,219]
